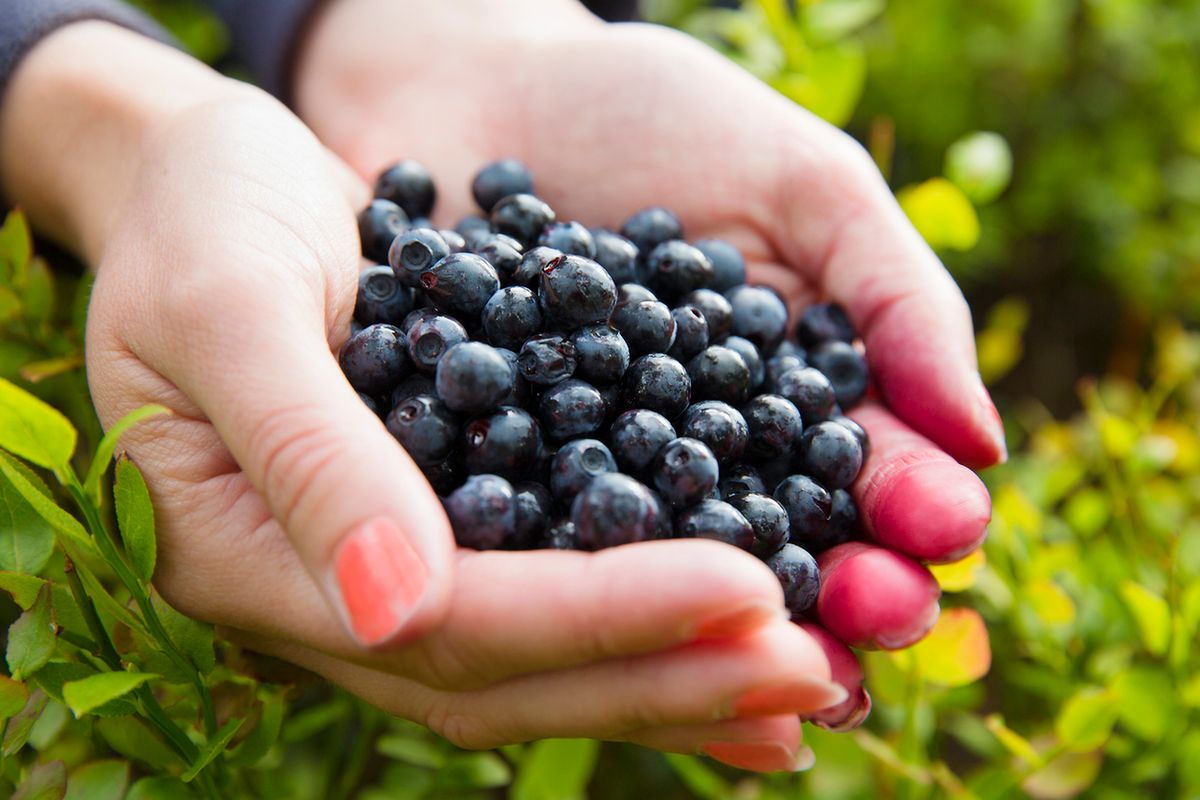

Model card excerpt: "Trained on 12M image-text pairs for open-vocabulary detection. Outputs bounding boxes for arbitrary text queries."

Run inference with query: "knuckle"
[425,703,505,751]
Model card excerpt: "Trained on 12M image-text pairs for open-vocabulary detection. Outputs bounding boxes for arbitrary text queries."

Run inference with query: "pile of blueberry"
[342,159,870,618]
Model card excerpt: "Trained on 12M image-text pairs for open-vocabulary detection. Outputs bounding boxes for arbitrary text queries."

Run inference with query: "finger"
[850,402,992,563]
[622,715,810,773]
[815,543,941,650]
[796,623,870,732]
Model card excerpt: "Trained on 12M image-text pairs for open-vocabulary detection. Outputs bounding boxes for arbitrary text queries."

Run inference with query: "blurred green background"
[2,0,1198,798]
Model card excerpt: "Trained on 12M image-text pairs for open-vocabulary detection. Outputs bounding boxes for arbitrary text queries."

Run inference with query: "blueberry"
[796,302,856,347]
[822,489,858,552]
[571,325,630,385]
[456,215,492,242]
[391,373,436,407]
[473,234,525,281]
[694,239,747,293]
[597,382,623,422]
[357,199,409,263]
[491,193,556,248]
[472,159,534,213]
[773,475,833,549]
[809,341,869,409]
[609,300,676,357]
[419,253,500,322]
[407,314,469,374]
[539,221,597,258]
[400,308,436,335]
[686,345,751,406]
[721,336,764,390]
[512,482,553,549]
[798,421,863,490]
[462,406,542,481]
[719,463,766,498]
[617,283,658,306]
[727,492,790,558]
[571,473,659,550]
[389,228,451,287]
[742,394,803,462]
[385,393,458,464]
[509,246,562,288]
[591,229,640,283]
[541,518,580,549]
[439,228,468,253]
[357,391,381,417]
[653,437,719,508]
[725,285,788,350]
[676,500,754,550]
[539,254,617,328]
[679,289,734,342]
[623,354,691,419]
[446,474,517,550]
[374,160,436,218]
[772,340,807,360]
[667,306,710,361]
[518,333,577,385]
[609,409,676,475]
[766,543,821,616]
[355,265,414,327]
[621,207,683,254]
[549,438,617,503]
[646,240,714,303]
[766,352,807,390]
[494,347,531,407]
[539,379,606,440]
[831,415,870,462]
[483,287,543,350]
[681,401,748,464]
[340,324,408,396]
[435,342,515,414]
[774,367,838,425]
[421,458,463,496]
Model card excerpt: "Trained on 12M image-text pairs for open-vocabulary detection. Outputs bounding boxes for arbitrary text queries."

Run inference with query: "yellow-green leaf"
[114,457,155,584]
[0,572,47,609]
[909,607,991,687]
[63,672,156,718]
[6,584,56,680]
[0,209,32,285]
[511,739,600,800]
[83,405,170,505]
[1119,581,1171,656]
[929,549,986,592]
[1026,578,1076,627]
[1055,687,1118,752]
[897,178,981,252]
[0,452,96,563]
[0,463,56,573]
[0,378,76,472]
[984,714,1043,768]
[1111,667,1175,741]
[0,674,29,720]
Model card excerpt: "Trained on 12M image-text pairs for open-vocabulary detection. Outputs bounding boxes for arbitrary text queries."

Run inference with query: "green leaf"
[0,209,33,285]
[0,286,20,323]
[663,754,734,800]
[63,761,128,800]
[114,457,155,584]
[13,760,66,800]
[2,688,48,755]
[22,257,54,324]
[897,177,982,252]
[74,567,147,638]
[1055,687,1118,752]
[0,466,55,574]
[7,584,56,680]
[95,716,182,771]
[84,405,170,505]
[63,671,156,718]
[151,591,214,674]
[804,0,885,42]
[0,378,76,472]
[1111,667,1176,741]
[770,40,866,127]
[126,778,197,800]
[227,690,285,767]
[0,675,29,721]
[377,735,447,768]
[0,572,47,609]
[1119,581,1171,656]
[511,739,599,800]
[31,662,137,718]
[434,752,511,790]
[180,718,244,783]
[281,698,350,742]
[0,453,97,564]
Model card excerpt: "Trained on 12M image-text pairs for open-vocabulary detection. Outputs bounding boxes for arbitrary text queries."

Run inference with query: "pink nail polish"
[702,741,797,772]
[973,374,1008,464]
[333,518,429,647]
[692,602,778,640]
[733,677,849,717]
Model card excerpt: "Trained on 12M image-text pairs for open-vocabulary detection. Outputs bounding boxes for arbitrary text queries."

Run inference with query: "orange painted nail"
[333,517,429,647]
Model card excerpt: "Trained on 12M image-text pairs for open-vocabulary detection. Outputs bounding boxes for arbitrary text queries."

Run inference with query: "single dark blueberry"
[667,306,710,361]
[767,543,821,617]
[462,406,542,481]
[391,373,435,407]
[686,345,751,406]
[676,500,754,550]
[646,240,714,303]
[446,474,517,550]
[609,299,677,357]
[539,221,597,258]
[389,228,451,287]
[483,287,543,350]
[541,518,580,549]
[549,439,617,503]
[509,246,562,288]
[491,193,556,247]
[679,289,734,342]
[571,473,659,550]
[357,391,382,417]
[727,493,790,558]
[518,333,577,385]
[774,367,838,426]
[456,215,492,242]
[539,254,618,329]
[340,324,408,396]
[798,421,864,490]
[591,229,640,283]
[830,415,870,462]
[439,229,468,253]
[609,409,676,475]
[421,458,464,496]
[571,325,630,385]
[374,160,435,218]
[356,265,414,327]
[386,393,459,464]
[681,401,748,465]
[719,463,766,498]
[774,475,833,550]
[653,437,719,508]
[620,207,683,254]
[772,340,807,360]
[472,159,534,213]
[511,482,552,549]
[435,342,515,414]
[539,379,606,440]
[617,283,657,306]
[400,308,435,335]
[742,394,803,462]
[766,353,808,391]
[725,285,789,350]
[473,234,525,281]
[721,336,764,390]
[809,341,870,409]
[694,239,747,293]
[357,199,409,262]
[623,354,691,419]
[419,253,500,322]
[407,314,469,374]
[796,302,856,347]
[409,217,432,230]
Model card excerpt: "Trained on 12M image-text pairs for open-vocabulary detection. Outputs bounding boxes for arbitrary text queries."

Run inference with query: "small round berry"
[473,234,524,281]
[571,325,630,385]
[539,221,596,258]
[720,463,766,498]
[652,437,719,508]
[340,324,408,396]
[775,367,838,425]
[420,253,500,322]
[493,347,530,407]
[439,228,468,253]
[609,299,677,357]
[539,254,618,328]
[681,401,748,464]
[491,193,556,247]
[725,285,789,350]
[512,482,553,549]
[456,215,492,242]
[667,306,710,361]
[374,160,435,218]
[407,314,469,374]
[623,354,691,419]
[798,421,864,490]
[571,473,659,550]
[617,283,657,306]
[766,352,808,390]
[742,394,803,462]
[609,409,676,475]
[591,229,640,283]
[482,287,543,351]
[462,406,542,481]
[727,492,790,558]
[774,475,833,549]
[647,240,714,303]
[539,379,607,440]
[385,393,458,464]
[541,518,580,549]
[389,228,451,287]
[621,207,683,254]
[472,159,534,213]
[355,265,414,327]
[809,341,870,409]
[722,336,764,390]
[694,239,747,293]
[767,543,821,616]
[549,439,617,503]
[435,342,515,414]
[796,302,856,347]
[517,333,577,385]
[676,500,754,550]
[686,345,751,406]
[680,289,734,342]
[400,308,435,335]
[446,474,517,550]
[831,415,870,462]
[510,246,562,288]
[357,199,409,263]
[391,374,435,407]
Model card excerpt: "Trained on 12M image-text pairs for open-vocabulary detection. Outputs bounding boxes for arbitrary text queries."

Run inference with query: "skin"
[0,1,1002,774]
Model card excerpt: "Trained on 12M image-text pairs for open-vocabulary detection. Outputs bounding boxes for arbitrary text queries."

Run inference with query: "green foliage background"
[1,1,1198,798]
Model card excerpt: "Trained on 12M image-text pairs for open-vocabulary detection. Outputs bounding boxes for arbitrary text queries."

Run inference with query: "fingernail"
[691,602,780,640]
[813,687,873,732]
[701,741,797,772]
[973,374,1008,464]
[332,517,429,647]
[731,676,849,717]
[792,745,816,772]
[875,599,941,650]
